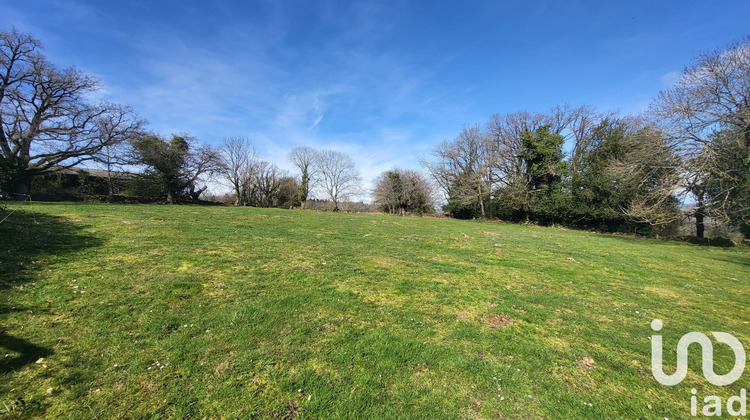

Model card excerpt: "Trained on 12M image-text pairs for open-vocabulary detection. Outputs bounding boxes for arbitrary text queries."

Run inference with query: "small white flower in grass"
[113,364,118,367]
[528,395,532,399]
[307,395,311,401]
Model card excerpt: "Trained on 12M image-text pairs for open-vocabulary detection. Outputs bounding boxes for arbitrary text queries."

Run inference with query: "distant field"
[1,203,748,419]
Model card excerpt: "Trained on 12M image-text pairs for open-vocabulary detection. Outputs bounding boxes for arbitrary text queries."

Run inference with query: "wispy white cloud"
[15,0,744,203]
[660,71,681,88]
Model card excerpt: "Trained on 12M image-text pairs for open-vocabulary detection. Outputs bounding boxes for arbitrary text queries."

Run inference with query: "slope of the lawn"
[1,203,748,419]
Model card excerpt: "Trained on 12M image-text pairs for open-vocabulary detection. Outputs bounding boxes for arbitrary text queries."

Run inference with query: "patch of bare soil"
[577,356,596,370]
[485,313,515,328]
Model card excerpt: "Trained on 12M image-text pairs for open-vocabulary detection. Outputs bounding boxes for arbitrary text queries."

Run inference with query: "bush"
[124,175,164,202]
[707,222,745,244]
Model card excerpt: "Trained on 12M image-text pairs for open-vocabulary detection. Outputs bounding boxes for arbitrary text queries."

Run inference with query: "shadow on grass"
[712,254,750,268]
[0,331,53,374]
[0,210,103,374]
[0,210,103,289]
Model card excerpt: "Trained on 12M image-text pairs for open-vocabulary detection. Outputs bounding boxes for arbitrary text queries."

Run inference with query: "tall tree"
[615,124,682,231]
[652,36,750,237]
[288,146,318,209]
[218,137,256,206]
[184,143,221,202]
[246,160,283,207]
[515,125,567,219]
[424,124,492,218]
[373,169,434,215]
[130,134,219,203]
[519,126,566,196]
[571,118,681,231]
[570,118,630,221]
[92,104,146,197]
[315,149,362,211]
[703,128,750,236]
[0,29,130,196]
[277,176,301,208]
[483,106,596,219]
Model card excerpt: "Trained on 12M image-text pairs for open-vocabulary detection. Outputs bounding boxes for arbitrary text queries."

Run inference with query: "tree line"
[1,28,748,238]
[424,38,750,238]
[423,109,682,235]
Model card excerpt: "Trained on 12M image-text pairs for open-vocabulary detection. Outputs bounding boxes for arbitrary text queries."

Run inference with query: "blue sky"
[3,0,749,194]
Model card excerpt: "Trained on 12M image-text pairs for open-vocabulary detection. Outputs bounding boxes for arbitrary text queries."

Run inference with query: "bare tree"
[184,143,221,202]
[288,146,318,208]
[614,121,683,228]
[484,106,601,191]
[218,137,256,206]
[485,112,534,191]
[92,104,146,196]
[651,36,750,236]
[566,105,613,174]
[0,29,127,196]
[423,124,492,217]
[315,149,362,211]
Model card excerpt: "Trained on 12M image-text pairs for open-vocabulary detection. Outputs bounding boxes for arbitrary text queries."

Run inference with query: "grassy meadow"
[1,203,749,419]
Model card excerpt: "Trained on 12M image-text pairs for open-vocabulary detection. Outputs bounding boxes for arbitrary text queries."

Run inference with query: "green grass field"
[1,203,748,419]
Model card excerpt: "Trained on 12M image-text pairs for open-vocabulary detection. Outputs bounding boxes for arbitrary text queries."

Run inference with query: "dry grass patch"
[485,313,516,328]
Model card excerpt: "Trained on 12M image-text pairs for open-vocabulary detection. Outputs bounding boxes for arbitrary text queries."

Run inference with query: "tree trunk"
[12,170,32,199]
[477,183,486,218]
[107,175,114,198]
[166,190,174,204]
[15,181,30,198]
[299,173,309,209]
[105,159,115,198]
[695,195,706,239]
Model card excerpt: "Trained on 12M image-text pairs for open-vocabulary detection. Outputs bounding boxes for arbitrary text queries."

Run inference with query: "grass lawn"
[1,203,748,418]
